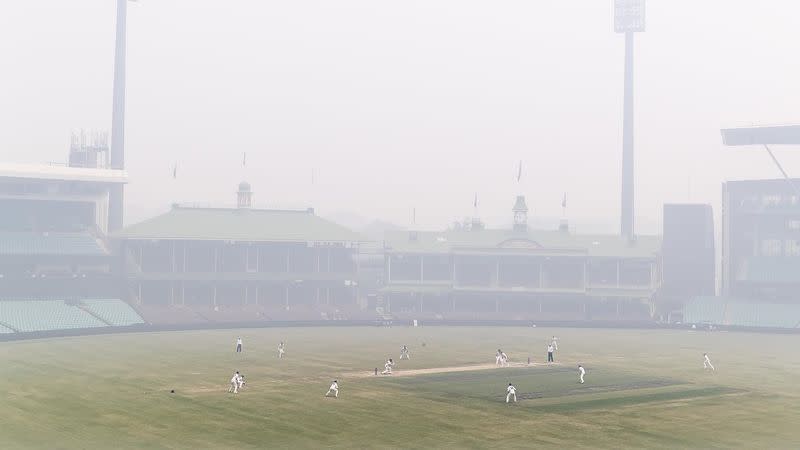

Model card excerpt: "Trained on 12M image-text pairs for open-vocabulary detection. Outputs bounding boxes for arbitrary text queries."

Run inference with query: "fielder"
[325,380,339,398]
[278,341,285,359]
[703,353,715,371]
[229,371,241,393]
[400,345,410,360]
[506,383,517,403]
[578,365,586,384]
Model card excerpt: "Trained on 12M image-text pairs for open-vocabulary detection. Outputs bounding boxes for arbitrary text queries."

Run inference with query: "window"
[761,239,782,256]
[762,194,781,206]
[246,247,258,272]
[785,240,800,257]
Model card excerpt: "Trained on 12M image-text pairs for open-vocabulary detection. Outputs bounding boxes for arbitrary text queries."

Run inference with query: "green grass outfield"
[1,326,800,449]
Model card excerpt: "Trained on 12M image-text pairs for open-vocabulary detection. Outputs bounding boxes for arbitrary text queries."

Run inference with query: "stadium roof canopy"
[0,163,128,184]
[721,125,800,146]
[384,229,661,258]
[116,206,362,244]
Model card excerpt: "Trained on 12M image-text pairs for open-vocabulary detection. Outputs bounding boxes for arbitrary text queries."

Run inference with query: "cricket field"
[1,326,799,449]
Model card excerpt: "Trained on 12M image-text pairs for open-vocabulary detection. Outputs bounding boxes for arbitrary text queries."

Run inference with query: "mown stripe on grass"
[532,386,742,413]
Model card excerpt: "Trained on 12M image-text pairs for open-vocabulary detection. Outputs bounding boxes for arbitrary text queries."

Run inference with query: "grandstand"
[722,178,800,302]
[0,159,141,336]
[380,195,661,323]
[116,182,366,325]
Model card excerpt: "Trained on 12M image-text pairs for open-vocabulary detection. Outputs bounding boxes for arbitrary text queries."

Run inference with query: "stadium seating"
[0,298,144,333]
[81,299,145,326]
[0,231,106,256]
[684,297,800,329]
[683,297,726,325]
[0,300,106,332]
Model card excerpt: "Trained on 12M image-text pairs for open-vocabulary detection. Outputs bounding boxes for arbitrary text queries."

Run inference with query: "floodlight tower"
[109,0,131,232]
[615,0,645,240]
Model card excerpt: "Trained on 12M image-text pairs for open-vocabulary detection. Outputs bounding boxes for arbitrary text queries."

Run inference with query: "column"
[214,246,219,273]
[539,263,544,289]
[582,261,587,290]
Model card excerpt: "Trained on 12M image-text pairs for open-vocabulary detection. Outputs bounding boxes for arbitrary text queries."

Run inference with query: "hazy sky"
[2,0,800,233]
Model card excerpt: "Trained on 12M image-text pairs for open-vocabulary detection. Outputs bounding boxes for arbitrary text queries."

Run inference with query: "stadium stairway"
[0,320,19,333]
[76,304,113,326]
[81,299,145,326]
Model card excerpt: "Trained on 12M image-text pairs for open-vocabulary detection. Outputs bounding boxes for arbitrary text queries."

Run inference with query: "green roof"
[0,231,107,256]
[117,206,361,243]
[384,229,660,259]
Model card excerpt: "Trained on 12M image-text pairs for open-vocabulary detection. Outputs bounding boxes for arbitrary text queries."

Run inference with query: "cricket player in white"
[278,341,285,359]
[325,380,339,398]
[229,371,241,393]
[235,337,243,353]
[578,365,586,383]
[381,359,394,375]
[400,345,410,360]
[506,383,517,403]
[547,344,555,364]
[500,351,509,367]
[551,336,559,350]
[703,353,715,371]
[496,349,503,366]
